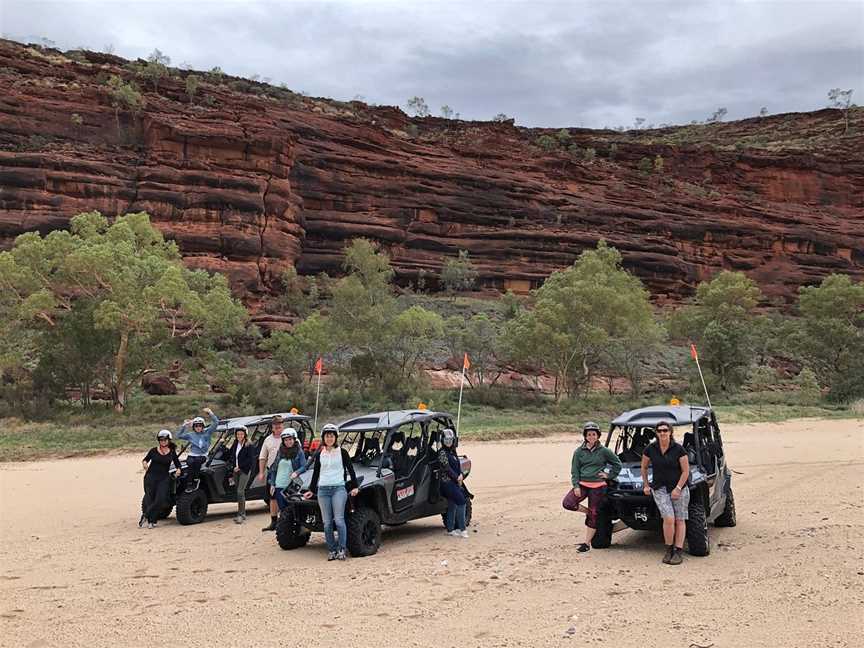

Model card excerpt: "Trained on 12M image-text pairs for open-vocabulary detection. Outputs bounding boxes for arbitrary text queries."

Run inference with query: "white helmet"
[192,416,206,427]
[441,428,456,447]
[280,428,298,439]
[321,423,339,437]
[156,429,172,440]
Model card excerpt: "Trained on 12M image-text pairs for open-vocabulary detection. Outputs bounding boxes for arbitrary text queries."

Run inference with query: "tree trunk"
[112,330,130,413]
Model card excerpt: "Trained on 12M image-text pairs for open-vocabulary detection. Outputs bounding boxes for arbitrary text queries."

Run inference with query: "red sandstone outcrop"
[1,40,861,309]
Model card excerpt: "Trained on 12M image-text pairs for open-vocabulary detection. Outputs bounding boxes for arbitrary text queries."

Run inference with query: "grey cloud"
[1,0,861,127]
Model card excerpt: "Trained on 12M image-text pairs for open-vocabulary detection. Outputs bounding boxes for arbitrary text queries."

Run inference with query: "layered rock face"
[1,40,862,308]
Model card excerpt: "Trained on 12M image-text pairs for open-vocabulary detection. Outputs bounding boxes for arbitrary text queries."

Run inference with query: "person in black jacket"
[225,426,256,524]
[303,423,358,560]
[437,428,468,538]
[140,430,182,529]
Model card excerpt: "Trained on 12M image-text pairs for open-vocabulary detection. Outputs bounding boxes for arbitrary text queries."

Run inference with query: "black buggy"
[141,412,315,525]
[276,409,473,557]
[593,404,737,555]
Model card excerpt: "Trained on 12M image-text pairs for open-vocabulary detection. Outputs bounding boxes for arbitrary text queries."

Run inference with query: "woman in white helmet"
[268,428,307,512]
[140,430,182,529]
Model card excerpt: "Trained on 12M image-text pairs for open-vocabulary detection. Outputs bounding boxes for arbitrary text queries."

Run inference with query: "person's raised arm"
[177,420,192,441]
[203,408,219,435]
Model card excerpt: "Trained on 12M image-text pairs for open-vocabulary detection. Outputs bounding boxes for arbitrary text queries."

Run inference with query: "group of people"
[139,410,470,560]
[564,420,691,565]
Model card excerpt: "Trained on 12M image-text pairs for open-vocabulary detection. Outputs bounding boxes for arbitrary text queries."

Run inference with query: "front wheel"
[685,500,710,556]
[276,507,311,550]
[347,507,382,557]
[176,489,208,525]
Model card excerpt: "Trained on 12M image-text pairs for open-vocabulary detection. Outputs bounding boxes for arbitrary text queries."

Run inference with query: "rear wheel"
[276,507,311,550]
[714,485,737,527]
[347,507,382,557]
[176,489,208,525]
[685,500,710,556]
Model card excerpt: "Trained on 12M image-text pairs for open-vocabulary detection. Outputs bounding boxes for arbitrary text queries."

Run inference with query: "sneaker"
[327,552,337,561]
[336,550,347,560]
[612,521,628,533]
[577,543,591,553]
[147,522,155,529]
[184,479,199,493]
[233,515,242,524]
[668,548,683,565]
[662,546,674,564]
[448,530,461,537]
[261,520,277,532]
[459,530,469,539]
[138,514,146,529]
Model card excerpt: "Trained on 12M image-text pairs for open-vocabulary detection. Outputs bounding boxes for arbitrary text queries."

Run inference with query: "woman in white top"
[304,424,359,560]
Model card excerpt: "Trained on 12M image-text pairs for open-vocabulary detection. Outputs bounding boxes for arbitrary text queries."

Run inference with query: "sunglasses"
[656,428,671,433]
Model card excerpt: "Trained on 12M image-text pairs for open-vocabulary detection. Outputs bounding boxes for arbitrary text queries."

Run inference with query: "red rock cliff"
[1,40,861,309]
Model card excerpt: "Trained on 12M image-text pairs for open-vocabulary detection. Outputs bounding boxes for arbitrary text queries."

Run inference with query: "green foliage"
[445,313,502,387]
[206,66,224,83]
[638,156,653,175]
[794,367,821,402]
[502,241,660,400]
[555,129,571,145]
[653,154,664,174]
[128,49,171,94]
[746,364,779,393]
[105,75,144,134]
[0,211,247,411]
[582,147,596,163]
[790,274,864,401]
[607,143,619,160]
[440,250,479,294]
[440,105,454,119]
[185,74,201,102]
[535,134,558,152]
[492,113,511,123]
[669,271,763,391]
[406,96,430,117]
[70,113,83,126]
[262,312,334,385]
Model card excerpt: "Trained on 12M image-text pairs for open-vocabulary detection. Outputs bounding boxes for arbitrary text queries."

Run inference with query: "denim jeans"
[317,485,348,552]
[441,481,467,532]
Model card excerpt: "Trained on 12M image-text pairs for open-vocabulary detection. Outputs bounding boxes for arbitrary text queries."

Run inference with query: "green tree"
[827,88,854,135]
[536,134,558,152]
[445,313,503,387]
[185,74,201,103]
[440,250,479,294]
[653,155,664,174]
[556,129,572,146]
[262,312,334,384]
[669,271,763,391]
[0,211,247,411]
[391,306,444,380]
[132,49,171,94]
[105,75,144,134]
[502,241,659,400]
[794,367,821,402]
[790,274,864,400]
[638,156,653,175]
[406,96,430,117]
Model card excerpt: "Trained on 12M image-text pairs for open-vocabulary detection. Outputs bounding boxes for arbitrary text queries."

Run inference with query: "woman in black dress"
[140,429,182,529]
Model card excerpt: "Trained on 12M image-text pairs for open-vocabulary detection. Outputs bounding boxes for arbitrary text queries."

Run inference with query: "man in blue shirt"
[177,407,219,492]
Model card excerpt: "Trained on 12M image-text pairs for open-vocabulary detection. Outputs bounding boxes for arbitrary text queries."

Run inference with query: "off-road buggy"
[141,412,315,525]
[276,409,473,557]
[593,404,736,555]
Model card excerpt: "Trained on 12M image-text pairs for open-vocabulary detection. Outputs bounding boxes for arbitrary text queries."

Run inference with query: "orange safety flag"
[463,353,471,370]
[314,357,323,374]
[690,344,698,361]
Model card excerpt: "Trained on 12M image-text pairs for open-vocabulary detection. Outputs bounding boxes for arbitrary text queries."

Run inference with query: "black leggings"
[186,456,206,484]
[143,476,171,523]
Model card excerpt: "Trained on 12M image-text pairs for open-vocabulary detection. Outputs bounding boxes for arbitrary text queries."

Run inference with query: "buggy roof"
[217,412,311,430]
[611,404,711,428]
[338,410,454,433]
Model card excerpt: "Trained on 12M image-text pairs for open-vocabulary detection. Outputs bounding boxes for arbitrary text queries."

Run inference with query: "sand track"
[1,418,862,648]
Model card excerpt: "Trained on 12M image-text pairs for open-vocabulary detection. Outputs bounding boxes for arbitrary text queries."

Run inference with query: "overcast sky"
[2,0,862,127]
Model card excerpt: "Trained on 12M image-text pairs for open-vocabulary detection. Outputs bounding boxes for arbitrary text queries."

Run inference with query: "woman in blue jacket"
[177,407,219,492]
[269,429,306,512]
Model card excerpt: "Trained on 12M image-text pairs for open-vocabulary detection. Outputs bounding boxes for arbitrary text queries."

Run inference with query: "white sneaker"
[448,530,460,537]
[147,522,155,529]
[459,530,469,539]
[612,521,628,533]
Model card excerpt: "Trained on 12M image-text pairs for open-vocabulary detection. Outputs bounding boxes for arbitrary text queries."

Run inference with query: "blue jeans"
[317,485,348,552]
[274,488,290,511]
[441,481,467,532]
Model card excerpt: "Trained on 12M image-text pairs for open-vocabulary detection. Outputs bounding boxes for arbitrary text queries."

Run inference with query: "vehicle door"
[707,413,729,516]
[694,416,723,517]
[388,422,430,514]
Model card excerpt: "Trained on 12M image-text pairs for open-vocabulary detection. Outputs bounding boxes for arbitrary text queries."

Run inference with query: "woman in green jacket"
[562,421,622,552]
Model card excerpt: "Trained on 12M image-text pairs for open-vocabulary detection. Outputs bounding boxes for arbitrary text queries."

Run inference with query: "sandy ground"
[1,418,863,648]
